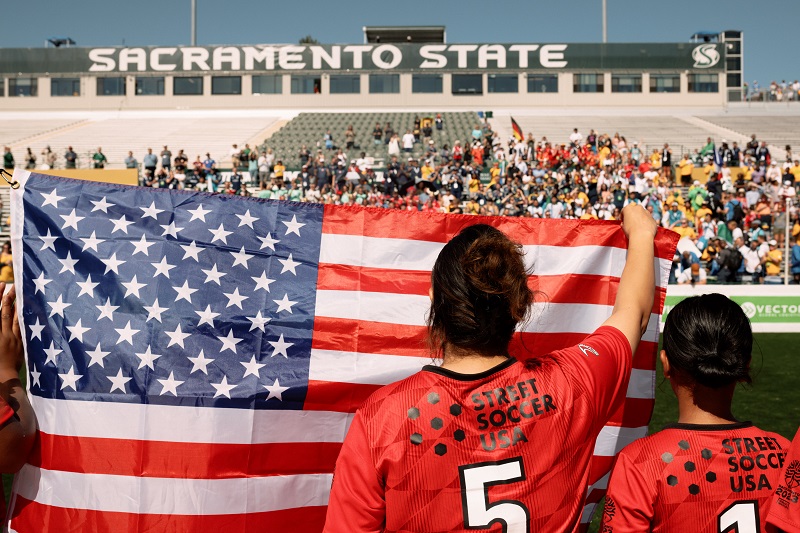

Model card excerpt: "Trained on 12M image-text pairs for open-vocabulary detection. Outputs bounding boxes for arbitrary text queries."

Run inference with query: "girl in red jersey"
[602,294,790,533]
[324,205,657,532]
[767,427,800,532]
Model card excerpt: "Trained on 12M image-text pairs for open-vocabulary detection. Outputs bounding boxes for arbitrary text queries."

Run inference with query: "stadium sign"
[0,43,723,74]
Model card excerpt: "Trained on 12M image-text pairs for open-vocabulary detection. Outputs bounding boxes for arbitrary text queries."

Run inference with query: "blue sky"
[6,0,799,85]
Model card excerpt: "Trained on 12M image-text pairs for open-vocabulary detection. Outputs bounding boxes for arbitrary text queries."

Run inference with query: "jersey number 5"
[718,500,759,533]
[459,457,530,533]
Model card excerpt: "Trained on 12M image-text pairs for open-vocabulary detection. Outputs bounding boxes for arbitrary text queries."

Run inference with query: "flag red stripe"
[28,432,341,479]
[9,497,328,533]
[305,380,381,412]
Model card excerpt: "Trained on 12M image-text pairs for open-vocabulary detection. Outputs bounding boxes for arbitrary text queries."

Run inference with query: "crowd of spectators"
[6,118,800,284]
[745,80,800,102]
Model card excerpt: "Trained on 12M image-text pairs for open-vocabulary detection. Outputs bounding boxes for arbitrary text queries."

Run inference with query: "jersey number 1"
[459,457,530,533]
[718,500,759,533]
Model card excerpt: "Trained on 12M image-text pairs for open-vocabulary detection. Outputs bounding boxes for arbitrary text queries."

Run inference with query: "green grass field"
[4,334,799,530]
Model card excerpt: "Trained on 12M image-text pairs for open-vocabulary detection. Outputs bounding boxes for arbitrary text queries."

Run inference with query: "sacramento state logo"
[692,44,720,68]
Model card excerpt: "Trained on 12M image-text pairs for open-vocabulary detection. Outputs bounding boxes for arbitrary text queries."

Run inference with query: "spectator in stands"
[124,151,138,170]
[661,143,672,181]
[372,123,382,145]
[765,239,783,278]
[160,146,172,171]
[229,144,241,168]
[344,125,356,150]
[273,160,285,186]
[24,148,36,170]
[40,146,56,169]
[92,147,107,169]
[324,131,334,151]
[676,263,706,285]
[143,148,157,176]
[174,150,188,175]
[402,130,415,153]
[791,236,800,284]
[716,239,742,283]
[741,238,763,283]
[2,148,13,171]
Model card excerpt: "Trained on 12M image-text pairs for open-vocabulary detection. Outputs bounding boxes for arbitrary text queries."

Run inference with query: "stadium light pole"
[602,0,607,43]
[191,0,197,46]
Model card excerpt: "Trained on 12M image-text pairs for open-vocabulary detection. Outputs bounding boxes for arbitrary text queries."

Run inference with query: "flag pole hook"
[0,169,19,189]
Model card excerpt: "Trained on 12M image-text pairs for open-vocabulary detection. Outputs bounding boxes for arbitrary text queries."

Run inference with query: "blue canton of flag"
[21,173,324,410]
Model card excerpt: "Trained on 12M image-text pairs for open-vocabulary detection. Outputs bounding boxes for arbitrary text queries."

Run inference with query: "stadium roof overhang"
[363,26,446,44]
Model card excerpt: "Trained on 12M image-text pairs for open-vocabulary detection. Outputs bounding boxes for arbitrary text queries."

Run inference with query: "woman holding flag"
[324,204,658,531]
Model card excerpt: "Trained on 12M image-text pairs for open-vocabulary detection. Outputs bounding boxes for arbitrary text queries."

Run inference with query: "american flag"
[7,171,677,532]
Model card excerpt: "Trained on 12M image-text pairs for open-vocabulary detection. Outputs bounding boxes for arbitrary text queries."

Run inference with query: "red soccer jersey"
[767,426,800,533]
[324,326,631,533]
[602,423,790,533]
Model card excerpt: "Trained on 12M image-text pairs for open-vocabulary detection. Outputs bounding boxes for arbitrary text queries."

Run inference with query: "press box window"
[174,76,204,95]
[51,78,80,97]
[527,75,557,93]
[252,75,282,94]
[329,75,361,94]
[8,78,37,97]
[688,73,719,93]
[573,73,603,93]
[412,74,442,93]
[369,74,399,94]
[97,77,126,96]
[650,74,680,93]
[211,76,241,95]
[452,74,482,95]
[611,74,642,93]
[136,77,164,95]
[488,74,518,93]
[291,75,320,94]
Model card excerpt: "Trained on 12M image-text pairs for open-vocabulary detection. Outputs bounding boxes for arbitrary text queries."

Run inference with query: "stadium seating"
[699,115,800,154]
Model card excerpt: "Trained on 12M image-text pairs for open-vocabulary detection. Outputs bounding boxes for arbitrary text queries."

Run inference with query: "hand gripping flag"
[7,171,677,532]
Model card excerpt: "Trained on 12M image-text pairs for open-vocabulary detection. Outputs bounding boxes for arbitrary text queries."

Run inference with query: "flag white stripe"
[30,395,353,444]
[628,368,656,399]
[319,234,673,277]
[593,425,648,457]
[15,464,332,515]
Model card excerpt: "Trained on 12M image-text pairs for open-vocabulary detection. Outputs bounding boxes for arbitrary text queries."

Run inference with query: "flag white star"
[140,201,164,220]
[86,344,111,368]
[144,298,168,322]
[187,204,211,222]
[236,209,259,229]
[258,233,280,251]
[60,209,84,231]
[274,294,298,314]
[41,189,65,208]
[209,223,232,245]
[278,253,300,275]
[165,324,191,349]
[195,304,220,327]
[96,298,119,321]
[44,341,62,365]
[29,365,41,388]
[160,221,183,239]
[58,251,79,275]
[151,256,176,279]
[282,215,305,236]
[79,231,105,253]
[59,366,82,391]
[110,215,134,234]
[115,320,140,345]
[187,349,214,375]
[135,346,162,370]
[131,234,156,256]
[122,275,146,298]
[269,334,293,358]
[28,318,45,341]
[76,274,99,298]
[90,196,114,213]
[157,371,183,396]
[265,379,289,401]
[241,355,265,378]
[39,228,58,252]
[107,369,132,393]
[211,375,237,399]
[173,281,198,303]
[180,240,203,261]
[247,311,270,332]
[103,253,126,275]
[217,329,243,354]
[223,287,248,309]
[33,272,52,294]
[230,247,254,268]
[201,264,226,285]
[252,271,276,293]
[66,318,90,342]
[47,295,71,318]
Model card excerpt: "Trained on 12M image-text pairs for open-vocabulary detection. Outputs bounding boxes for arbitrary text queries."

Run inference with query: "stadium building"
[0,27,743,111]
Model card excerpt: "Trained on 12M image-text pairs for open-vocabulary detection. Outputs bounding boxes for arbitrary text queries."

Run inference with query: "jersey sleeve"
[323,412,385,533]
[766,427,800,533]
[552,325,633,434]
[602,451,656,532]
[0,395,13,427]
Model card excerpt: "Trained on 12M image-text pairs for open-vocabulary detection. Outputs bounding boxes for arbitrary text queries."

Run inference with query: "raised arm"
[602,204,658,354]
